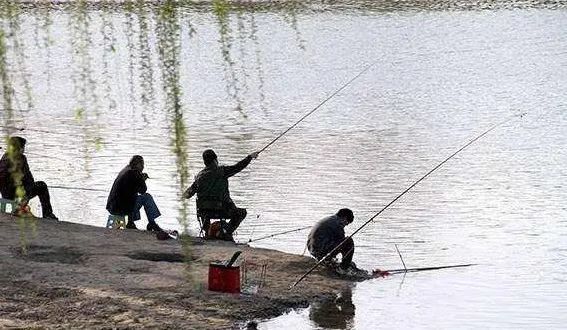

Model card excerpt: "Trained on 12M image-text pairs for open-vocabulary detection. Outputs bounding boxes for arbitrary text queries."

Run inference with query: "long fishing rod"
[49,185,107,192]
[290,112,526,289]
[0,125,25,132]
[247,225,312,243]
[0,147,107,192]
[382,263,476,275]
[0,125,69,136]
[259,60,379,153]
[0,145,107,192]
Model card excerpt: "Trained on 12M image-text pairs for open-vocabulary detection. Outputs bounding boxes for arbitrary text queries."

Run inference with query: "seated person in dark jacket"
[106,155,162,231]
[307,208,356,270]
[0,136,58,219]
[183,149,259,239]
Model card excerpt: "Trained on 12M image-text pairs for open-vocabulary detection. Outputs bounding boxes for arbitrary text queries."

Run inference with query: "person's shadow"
[309,286,356,329]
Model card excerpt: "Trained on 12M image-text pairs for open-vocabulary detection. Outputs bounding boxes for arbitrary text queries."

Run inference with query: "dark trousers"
[25,181,53,217]
[225,206,247,234]
[335,237,354,268]
[312,237,354,269]
[200,206,247,235]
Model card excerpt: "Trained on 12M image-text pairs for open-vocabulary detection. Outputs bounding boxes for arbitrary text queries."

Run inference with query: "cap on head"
[202,149,217,166]
[337,208,354,224]
[8,136,26,152]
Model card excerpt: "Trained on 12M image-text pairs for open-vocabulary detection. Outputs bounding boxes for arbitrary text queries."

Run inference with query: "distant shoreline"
[12,0,566,13]
[0,213,353,328]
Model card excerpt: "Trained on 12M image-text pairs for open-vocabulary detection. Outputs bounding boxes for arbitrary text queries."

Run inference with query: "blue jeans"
[130,193,161,225]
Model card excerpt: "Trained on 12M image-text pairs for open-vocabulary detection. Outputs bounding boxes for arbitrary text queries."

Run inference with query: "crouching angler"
[184,149,259,241]
[0,136,58,219]
[106,155,163,231]
[307,208,360,273]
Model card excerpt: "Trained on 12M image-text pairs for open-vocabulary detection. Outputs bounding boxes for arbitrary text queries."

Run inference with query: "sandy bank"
[0,214,353,329]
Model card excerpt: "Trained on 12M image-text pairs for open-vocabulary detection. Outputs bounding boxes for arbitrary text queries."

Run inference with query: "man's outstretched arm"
[183,180,197,199]
[224,151,259,178]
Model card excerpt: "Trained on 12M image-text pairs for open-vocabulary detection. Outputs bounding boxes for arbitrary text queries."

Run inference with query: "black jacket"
[185,155,252,206]
[0,153,35,199]
[106,165,147,216]
[307,214,346,257]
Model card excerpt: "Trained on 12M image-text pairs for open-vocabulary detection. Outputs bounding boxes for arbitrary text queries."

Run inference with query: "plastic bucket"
[208,262,241,293]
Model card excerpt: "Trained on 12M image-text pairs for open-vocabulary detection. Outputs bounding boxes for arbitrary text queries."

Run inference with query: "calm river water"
[1,0,566,328]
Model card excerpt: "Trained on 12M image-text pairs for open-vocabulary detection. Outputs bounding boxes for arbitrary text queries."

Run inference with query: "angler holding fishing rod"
[2,57,377,233]
[290,112,526,288]
[183,149,260,241]
[183,60,381,242]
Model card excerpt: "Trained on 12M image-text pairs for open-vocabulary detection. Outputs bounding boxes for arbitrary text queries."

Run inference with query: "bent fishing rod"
[290,112,526,289]
[258,60,379,154]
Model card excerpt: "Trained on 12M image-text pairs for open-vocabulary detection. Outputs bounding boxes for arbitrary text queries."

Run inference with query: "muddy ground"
[0,213,355,329]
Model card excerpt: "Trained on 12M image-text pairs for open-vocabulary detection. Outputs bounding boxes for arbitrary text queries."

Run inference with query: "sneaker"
[156,231,171,240]
[43,213,59,220]
[335,266,352,276]
[336,263,370,278]
[321,260,334,269]
[126,221,137,229]
[146,222,163,232]
[219,230,235,242]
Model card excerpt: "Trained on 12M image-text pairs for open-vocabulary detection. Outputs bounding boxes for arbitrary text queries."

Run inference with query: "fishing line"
[0,125,25,132]
[247,214,261,243]
[395,244,407,271]
[0,148,106,193]
[49,185,107,192]
[248,225,312,243]
[290,112,526,289]
[301,243,308,256]
[3,60,380,199]
[247,60,380,244]
[0,124,71,136]
[258,60,380,154]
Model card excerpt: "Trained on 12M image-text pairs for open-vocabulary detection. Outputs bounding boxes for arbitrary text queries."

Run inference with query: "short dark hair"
[337,208,354,223]
[202,149,217,166]
[8,136,26,151]
[129,155,144,167]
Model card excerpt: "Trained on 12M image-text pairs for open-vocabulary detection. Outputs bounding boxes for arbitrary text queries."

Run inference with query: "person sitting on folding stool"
[184,149,259,241]
[0,136,58,219]
[106,155,163,232]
